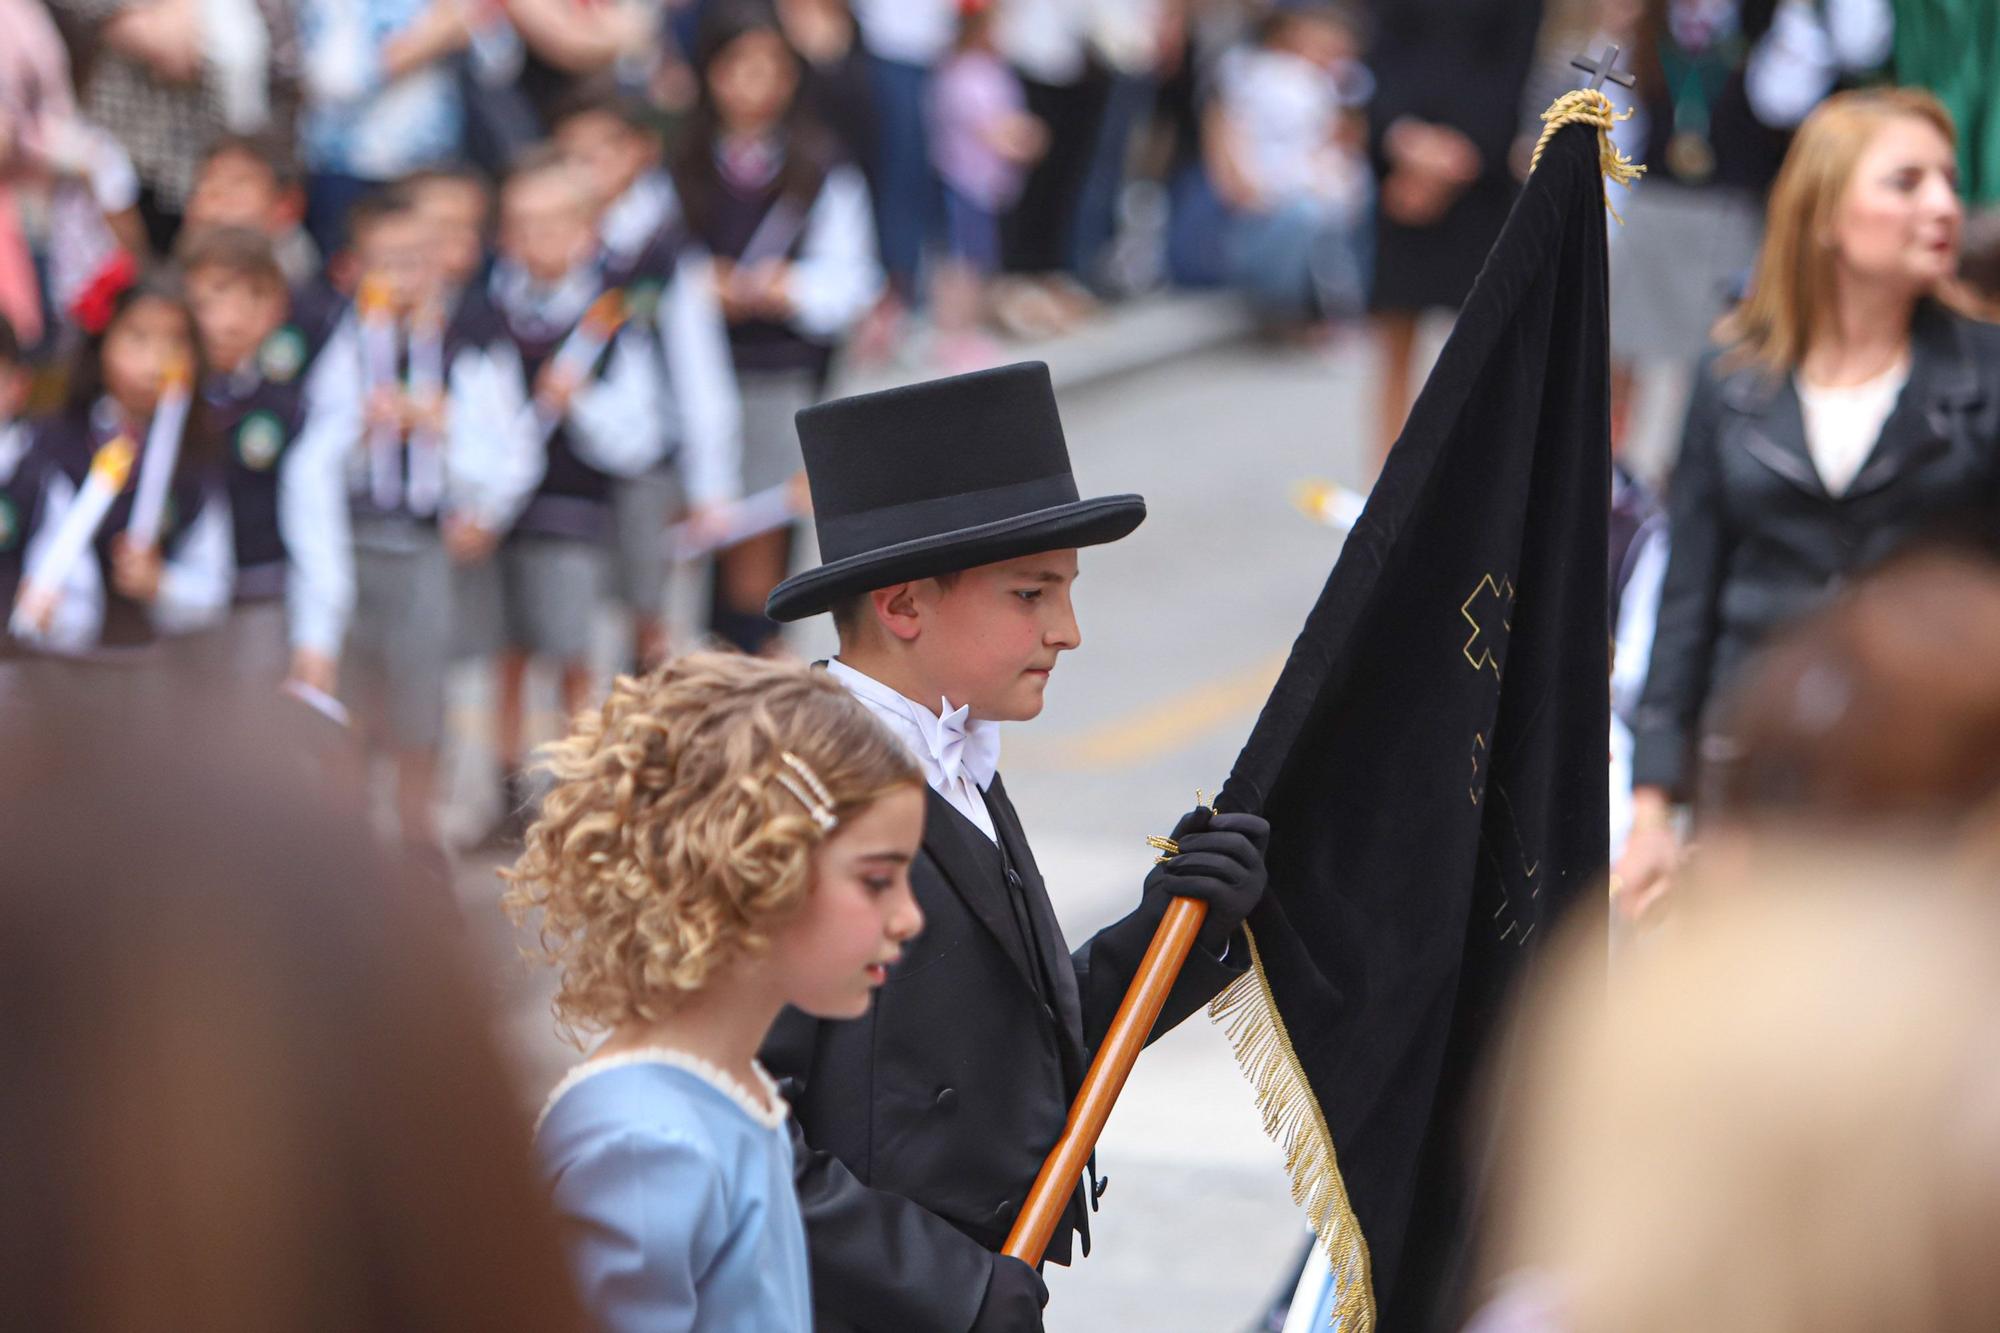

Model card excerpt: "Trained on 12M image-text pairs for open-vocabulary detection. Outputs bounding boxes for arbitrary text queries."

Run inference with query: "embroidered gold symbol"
[1461,574,1516,676]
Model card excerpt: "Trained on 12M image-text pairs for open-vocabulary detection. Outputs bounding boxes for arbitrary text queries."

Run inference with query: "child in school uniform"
[184,133,351,411]
[759,362,1271,1331]
[179,225,358,693]
[333,184,539,853]
[10,273,234,657]
[478,149,679,842]
[556,88,742,674]
[672,0,883,655]
[185,133,327,294]
[505,652,927,1333]
[408,165,497,306]
[554,87,680,270]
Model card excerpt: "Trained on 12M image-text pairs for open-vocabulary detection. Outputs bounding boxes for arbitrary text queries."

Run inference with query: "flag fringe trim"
[1209,926,1376,1330]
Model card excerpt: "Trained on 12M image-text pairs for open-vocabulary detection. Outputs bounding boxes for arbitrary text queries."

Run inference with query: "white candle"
[124,364,192,549]
[528,291,626,443]
[10,435,136,637]
[359,277,403,510]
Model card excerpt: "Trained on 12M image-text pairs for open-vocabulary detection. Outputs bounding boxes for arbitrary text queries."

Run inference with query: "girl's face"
[770,784,926,1021]
[1831,116,1964,294]
[708,29,799,136]
[102,296,194,420]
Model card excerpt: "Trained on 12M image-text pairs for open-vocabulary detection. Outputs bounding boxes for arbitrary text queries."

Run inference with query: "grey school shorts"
[609,466,679,614]
[344,518,452,751]
[500,535,603,661]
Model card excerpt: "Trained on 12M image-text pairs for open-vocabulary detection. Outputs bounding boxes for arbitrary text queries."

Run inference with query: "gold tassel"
[1528,87,1645,224]
[1209,927,1376,1330]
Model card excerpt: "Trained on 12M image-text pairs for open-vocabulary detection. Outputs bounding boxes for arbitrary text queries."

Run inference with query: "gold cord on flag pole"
[1209,927,1375,1331]
[1528,88,1645,223]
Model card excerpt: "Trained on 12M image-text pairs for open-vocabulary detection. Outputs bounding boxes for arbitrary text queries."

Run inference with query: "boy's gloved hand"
[1143,806,1271,951]
[971,1254,1047,1331]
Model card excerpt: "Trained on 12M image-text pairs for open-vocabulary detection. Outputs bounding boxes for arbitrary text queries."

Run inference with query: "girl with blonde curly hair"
[505,652,925,1332]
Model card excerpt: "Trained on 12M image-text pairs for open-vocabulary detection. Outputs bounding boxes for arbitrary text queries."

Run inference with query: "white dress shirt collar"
[824,658,1002,843]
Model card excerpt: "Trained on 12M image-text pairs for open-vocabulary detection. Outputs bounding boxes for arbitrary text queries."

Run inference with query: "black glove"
[970,1255,1047,1332]
[1143,806,1270,950]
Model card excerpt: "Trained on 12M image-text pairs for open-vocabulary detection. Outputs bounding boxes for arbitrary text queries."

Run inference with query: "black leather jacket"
[1631,303,2000,799]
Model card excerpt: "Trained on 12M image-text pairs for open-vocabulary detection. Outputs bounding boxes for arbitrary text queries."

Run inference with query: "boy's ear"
[872,583,924,643]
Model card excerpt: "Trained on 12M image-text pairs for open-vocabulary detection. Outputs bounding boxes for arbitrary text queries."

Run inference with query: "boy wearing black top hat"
[760,362,1270,1332]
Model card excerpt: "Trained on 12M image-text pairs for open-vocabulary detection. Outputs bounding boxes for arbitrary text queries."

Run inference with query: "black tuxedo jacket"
[760,776,1246,1332]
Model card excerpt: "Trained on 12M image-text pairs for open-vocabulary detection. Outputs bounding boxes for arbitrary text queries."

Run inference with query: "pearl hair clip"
[774,751,837,832]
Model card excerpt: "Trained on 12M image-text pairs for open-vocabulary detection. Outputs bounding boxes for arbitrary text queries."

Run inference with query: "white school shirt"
[1795,356,1908,498]
[825,657,1002,845]
[488,260,671,479]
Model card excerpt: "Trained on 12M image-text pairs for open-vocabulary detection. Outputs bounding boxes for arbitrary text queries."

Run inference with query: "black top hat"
[766,362,1146,622]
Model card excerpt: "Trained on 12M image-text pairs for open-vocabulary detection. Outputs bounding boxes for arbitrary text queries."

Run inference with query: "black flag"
[1212,116,1616,1330]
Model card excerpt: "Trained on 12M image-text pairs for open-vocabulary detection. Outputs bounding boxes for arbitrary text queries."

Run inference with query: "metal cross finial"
[1570,43,1636,92]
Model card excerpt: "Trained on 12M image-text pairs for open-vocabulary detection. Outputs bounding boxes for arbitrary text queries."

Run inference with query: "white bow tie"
[916,699,1002,790]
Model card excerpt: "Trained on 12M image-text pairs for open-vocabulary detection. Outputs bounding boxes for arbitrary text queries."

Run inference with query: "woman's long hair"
[1718,87,1972,375]
[668,0,838,254]
[62,269,220,482]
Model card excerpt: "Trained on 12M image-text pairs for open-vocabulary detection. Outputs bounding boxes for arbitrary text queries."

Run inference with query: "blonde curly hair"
[502,653,920,1045]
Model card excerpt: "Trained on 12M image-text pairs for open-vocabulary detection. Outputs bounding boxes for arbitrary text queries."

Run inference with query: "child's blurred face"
[1277,14,1359,71]
[413,180,490,289]
[554,112,657,211]
[771,784,926,1020]
[500,172,599,283]
[708,29,799,135]
[353,212,434,313]
[186,264,288,373]
[909,550,1084,723]
[0,359,28,420]
[102,296,194,418]
[186,150,292,235]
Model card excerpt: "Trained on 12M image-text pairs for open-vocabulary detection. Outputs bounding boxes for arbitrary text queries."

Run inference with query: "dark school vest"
[696,167,835,378]
[261,278,348,385]
[43,410,215,650]
[498,298,618,541]
[600,219,688,386]
[208,367,310,599]
[348,290,510,524]
[0,424,49,654]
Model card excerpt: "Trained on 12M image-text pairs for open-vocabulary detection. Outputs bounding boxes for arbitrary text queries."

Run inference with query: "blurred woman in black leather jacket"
[1616,87,2000,915]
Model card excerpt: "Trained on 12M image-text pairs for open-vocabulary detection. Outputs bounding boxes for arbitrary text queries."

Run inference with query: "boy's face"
[1280,14,1359,70]
[412,180,491,289]
[500,172,599,284]
[885,549,1084,723]
[554,112,656,211]
[353,213,435,314]
[187,150,294,235]
[186,264,288,373]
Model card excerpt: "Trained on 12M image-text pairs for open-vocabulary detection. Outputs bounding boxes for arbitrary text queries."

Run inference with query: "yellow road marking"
[1013,652,1288,771]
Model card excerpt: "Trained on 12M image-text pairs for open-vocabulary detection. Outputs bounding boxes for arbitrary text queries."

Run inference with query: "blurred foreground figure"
[0,686,585,1333]
[1616,549,2000,917]
[1475,856,2000,1333]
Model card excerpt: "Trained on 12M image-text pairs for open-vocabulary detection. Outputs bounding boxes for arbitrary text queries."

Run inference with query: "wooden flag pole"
[1002,894,1209,1265]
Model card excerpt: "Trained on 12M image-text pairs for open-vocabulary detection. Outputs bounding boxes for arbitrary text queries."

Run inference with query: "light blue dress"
[534,1050,812,1333]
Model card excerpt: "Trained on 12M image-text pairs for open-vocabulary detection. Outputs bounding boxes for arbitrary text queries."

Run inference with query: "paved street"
[452,334,1380,1331]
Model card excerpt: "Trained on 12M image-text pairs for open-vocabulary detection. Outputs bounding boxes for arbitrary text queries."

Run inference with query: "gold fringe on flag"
[1208,927,1376,1330]
[1528,88,1645,223]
